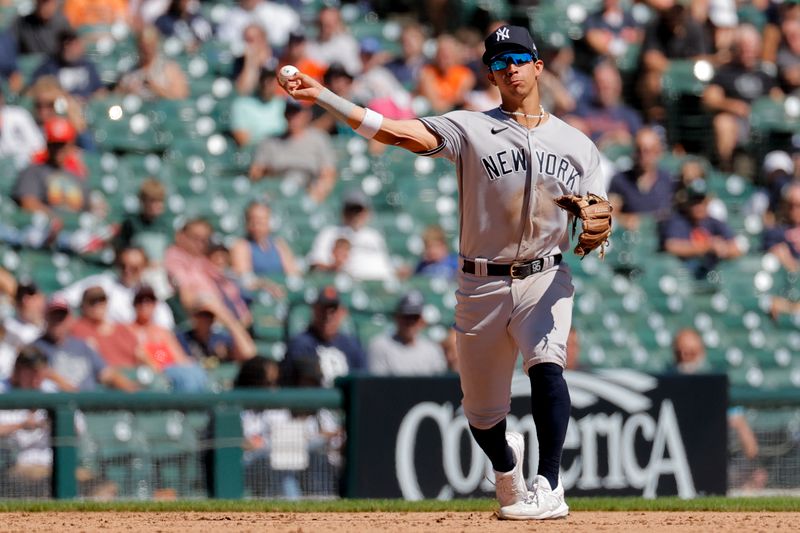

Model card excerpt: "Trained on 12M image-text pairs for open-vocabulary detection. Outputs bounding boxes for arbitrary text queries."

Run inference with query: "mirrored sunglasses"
[489,52,535,71]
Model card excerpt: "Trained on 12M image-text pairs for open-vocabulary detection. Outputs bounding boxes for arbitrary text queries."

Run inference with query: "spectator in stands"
[312,63,356,135]
[57,246,175,328]
[1,346,53,392]
[704,0,738,67]
[177,297,256,365]
[33,297,139,392]
[418,34,475,113]
[583,0,643,63]
[27,75,93,152]
[0,347,118,498]
[385,22,427,90]
[777,18,800,94]
[368,290,447,376]
[231,66,287,146]
[351,37,415,122]
[281,286,367,388]
[231,24,276,97]
[415,225,458,280]
[154,0,213,53]
[10,116,114,255]
[308,190,394,282]
[0,29,23,94]
[279,30,326,83]
[308,237,351,274]
[0,347,62,498]
[748,151,796,225]
[639,1,708,122]
[763,0,800,64]
[306,6,361,75]
[117,26,189,101]
[609,127,675,229]
[30,29,103,101]
[0,85,45,170]
[114,178,173,263]
[248,100,337,203]
[762,183,800,273]
[0,283,46,380]
[230,201,300,280]
[12,117,90,216]
[11,0,72,56]
[660,178,742,279]
[702,24,782,172]
[164,218,252,327]
[70,286,141,368]
[538,41,589,115]
[63,0,129,29]
[569,60,642,149]
[129,284,208,391]
[672,328,768,491]
[235,356,297,498]
[217,0,299,51]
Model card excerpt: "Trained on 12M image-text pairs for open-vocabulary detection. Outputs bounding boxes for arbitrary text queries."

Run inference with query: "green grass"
[0,497,798,513]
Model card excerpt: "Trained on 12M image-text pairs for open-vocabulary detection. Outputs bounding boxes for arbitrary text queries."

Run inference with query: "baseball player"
[279,25,611,519]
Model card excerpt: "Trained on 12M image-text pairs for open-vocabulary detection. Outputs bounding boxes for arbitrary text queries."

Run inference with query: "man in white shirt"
[217,0,300,51]
[306,6,361,75]
[368,290,448,376]
[0,87,45,169]
[55,246,174,329]
[307,190,394,281]
[1,282,46,380]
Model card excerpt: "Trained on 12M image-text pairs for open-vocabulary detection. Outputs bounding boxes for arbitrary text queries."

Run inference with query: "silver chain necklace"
[500,105,546,119]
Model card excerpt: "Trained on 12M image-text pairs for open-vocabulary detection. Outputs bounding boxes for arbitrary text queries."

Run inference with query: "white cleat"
[496,475,569,520]
[494,432,532,518]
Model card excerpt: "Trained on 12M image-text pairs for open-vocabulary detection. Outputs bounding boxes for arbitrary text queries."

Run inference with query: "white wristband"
[354,108,383,139]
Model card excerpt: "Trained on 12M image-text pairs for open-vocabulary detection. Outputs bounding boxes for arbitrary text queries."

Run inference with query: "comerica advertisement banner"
[340,371,728,499]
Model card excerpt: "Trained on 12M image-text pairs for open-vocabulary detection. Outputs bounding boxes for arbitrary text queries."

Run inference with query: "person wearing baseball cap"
[367,290,448,376]
[32,296,138,392]
[307,189,395,281]
[12,115,89,214]
[280,19,611,520]
[280,285,367,388]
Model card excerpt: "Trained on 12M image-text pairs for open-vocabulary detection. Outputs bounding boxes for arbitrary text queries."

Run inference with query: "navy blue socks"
[528,362,571,489]
[469,419,515,473]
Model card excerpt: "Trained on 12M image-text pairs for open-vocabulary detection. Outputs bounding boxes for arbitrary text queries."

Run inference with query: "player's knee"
[462,402,508,430]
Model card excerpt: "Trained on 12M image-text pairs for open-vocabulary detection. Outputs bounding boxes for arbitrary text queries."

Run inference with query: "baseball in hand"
[279,65,299,83]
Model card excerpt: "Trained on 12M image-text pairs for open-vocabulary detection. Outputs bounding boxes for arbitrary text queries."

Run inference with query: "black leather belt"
[462,254,562,279]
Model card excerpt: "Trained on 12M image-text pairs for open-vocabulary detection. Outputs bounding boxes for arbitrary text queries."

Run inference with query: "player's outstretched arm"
[280,70,441,154]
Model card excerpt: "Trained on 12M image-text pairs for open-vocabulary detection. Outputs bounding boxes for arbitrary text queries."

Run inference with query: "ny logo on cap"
[496,27,510,41]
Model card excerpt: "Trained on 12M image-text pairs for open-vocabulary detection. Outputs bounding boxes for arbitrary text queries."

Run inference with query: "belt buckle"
[510,261,528,279]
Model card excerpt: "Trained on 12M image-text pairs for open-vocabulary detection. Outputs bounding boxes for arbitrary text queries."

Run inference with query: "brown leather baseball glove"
[553,193,613,259]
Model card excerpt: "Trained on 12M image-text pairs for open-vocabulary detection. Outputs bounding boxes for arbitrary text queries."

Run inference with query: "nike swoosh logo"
[491,126,508,134]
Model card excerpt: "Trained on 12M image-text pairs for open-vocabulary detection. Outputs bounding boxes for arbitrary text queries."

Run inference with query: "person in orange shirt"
[418,34,476,113]
[63,0,129,29]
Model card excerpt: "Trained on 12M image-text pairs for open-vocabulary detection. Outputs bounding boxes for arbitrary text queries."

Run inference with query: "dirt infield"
[3,511,800,532]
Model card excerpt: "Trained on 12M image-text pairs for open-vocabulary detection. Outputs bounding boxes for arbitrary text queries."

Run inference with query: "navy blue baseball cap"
[482,25,538,65]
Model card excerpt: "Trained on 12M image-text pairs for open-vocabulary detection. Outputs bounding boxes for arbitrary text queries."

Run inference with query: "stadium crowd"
[0,0,798,497]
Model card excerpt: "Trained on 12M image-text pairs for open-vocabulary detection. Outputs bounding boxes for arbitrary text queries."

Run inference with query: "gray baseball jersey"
[418,108,606,262]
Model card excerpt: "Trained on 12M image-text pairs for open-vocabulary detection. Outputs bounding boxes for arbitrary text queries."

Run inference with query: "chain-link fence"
[729,406,800,495]
[0,405,343,500]
[1,398,798,499]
